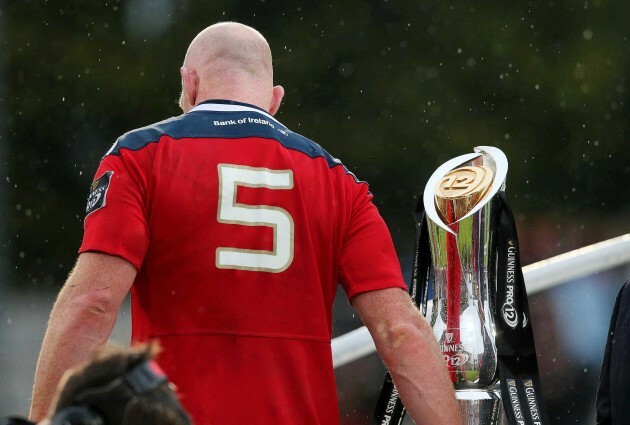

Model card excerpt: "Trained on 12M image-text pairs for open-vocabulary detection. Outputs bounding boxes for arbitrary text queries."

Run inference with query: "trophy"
[375,146,548,425]
[423,146,506,423]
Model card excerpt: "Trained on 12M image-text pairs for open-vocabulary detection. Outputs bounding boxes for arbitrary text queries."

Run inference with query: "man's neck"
[196,85,270,114]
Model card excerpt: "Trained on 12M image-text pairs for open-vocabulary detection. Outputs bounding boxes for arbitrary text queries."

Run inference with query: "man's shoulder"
[279,130,365,183]
[105,114,196,157]
[277,128,341,168]
[103,111,332,163]
[101,110,360,183]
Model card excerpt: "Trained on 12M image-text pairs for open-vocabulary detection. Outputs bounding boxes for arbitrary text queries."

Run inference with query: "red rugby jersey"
[79,100,406,424]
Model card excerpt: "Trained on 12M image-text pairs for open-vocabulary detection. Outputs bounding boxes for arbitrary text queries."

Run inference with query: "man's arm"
[29,252,136,421]
[353,287,463,425]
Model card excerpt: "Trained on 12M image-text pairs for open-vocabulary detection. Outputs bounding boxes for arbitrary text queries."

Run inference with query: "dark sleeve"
[596,280,630,425]
[0,418,36,425]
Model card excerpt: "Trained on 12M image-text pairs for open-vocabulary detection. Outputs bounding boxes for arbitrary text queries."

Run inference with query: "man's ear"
[268,85,285,116]
[180,66,199,111]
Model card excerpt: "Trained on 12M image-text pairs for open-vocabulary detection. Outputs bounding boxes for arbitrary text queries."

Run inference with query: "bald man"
[30,22,461,424]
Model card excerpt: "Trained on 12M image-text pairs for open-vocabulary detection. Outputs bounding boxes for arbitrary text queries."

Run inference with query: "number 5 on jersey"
[216,164,295,273]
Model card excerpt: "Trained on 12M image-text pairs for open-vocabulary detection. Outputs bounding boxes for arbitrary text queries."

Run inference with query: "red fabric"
[80,122,406,424]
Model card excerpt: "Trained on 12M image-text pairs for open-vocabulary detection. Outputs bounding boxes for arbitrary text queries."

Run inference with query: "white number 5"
[216,164,294,273]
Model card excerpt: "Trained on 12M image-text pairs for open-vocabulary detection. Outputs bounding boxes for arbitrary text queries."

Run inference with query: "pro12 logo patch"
[86,171,114,217]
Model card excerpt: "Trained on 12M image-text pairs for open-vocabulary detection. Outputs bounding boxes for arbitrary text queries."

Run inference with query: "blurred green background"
[0,0,628,423]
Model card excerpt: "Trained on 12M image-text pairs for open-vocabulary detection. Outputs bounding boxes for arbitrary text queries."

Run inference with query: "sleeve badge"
[86,171,114,217]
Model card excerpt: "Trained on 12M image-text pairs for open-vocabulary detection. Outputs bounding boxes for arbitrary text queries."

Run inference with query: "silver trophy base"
[456,389,507,425]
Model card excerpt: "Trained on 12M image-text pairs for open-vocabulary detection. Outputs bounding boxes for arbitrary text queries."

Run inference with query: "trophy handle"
[411,206,432,315]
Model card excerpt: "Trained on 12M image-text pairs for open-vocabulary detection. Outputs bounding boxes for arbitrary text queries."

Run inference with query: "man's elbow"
[58,286,121,320]
[378,321,432,367]
[84,289,117,316]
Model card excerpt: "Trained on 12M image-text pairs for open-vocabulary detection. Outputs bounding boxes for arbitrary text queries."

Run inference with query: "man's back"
[80,100,406,423]
[30,23,461,425]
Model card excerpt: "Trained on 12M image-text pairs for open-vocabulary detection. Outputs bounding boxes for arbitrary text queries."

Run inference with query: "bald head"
[184,22,272,82]
[179,22,284,114]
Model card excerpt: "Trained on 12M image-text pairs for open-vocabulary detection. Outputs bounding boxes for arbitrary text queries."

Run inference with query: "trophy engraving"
[435,165,494,225]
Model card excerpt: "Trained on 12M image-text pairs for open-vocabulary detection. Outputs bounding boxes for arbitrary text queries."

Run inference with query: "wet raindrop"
[583,29,593,40]
[339,63,354,78]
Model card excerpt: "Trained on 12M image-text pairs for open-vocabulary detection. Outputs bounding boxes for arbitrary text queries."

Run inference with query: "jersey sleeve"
[78,150,150,270]
[339,178,408,301]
